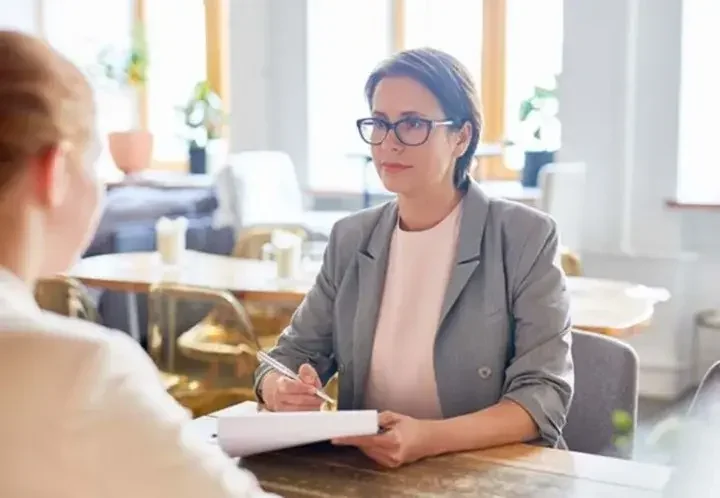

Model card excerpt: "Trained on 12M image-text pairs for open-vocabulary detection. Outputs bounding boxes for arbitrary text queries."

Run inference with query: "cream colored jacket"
[0,269,277,498]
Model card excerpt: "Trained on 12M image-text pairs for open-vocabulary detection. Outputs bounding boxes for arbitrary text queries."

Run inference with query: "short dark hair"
[364,47,482,190]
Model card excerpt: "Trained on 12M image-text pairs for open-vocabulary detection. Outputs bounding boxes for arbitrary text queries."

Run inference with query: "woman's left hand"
[331,411,432,468]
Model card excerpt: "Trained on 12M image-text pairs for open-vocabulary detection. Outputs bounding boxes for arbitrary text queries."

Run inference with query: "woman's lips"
[381,162,412,173]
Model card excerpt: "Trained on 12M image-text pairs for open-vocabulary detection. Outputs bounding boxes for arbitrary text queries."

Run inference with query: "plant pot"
[521,150,556,187]
[189,145,207,174]
[108,130,153,174]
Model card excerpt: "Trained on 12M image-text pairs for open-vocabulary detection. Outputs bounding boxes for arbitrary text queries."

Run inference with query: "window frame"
[392,0,518,181]
[37,0,230,174]
[137,0,230,172]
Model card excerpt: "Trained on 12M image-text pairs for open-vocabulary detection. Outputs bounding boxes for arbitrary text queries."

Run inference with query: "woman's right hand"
[260,363,324,412]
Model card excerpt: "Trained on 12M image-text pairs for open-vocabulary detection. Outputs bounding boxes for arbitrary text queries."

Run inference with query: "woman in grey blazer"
[255,48,574,468]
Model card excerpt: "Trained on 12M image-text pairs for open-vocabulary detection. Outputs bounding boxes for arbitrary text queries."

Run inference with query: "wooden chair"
[232,225,310,338]
[148,282,262,417]
[560,247,583,276]
[35,277,182,392]
[34,276,100,323]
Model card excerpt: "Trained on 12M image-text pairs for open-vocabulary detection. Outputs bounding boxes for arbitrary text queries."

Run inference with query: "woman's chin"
[379,176,414,195]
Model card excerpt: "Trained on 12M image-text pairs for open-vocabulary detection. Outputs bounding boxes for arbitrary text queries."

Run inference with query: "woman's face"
[39,126,104,277]
[367,76,470,196]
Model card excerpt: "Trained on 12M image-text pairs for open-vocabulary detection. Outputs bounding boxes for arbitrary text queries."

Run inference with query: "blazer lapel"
[351,204,397,407]
[438,181,491,327]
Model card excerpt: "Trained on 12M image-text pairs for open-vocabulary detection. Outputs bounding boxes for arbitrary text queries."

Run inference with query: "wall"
[0,0,39,34]
[560,0,720,398]
[229,0,309,188]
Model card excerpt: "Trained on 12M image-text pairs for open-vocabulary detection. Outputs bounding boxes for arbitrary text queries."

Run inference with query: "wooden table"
[238,443,669,497]
[66,250,314,340]
[68,250,668,336]
[67,250,312,303]
[566,277,670,337]
[188,408,670,497]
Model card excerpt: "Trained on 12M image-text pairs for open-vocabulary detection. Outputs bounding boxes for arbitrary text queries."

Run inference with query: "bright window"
[676,0,720,202]
[43,0,134,181]
[403,0,484,89]
[145,0,207,165]
[306,0,392,191]
[0,2,38,34]
[504,0,564,171]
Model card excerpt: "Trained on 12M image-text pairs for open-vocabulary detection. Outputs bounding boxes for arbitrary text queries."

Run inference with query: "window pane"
[677,0,720,202]
[505,0,563,170]
[145,0,207,163]
[403,0,483,89]
[307,0,391,191]
[43,0,134,181]
[0,3,38,34]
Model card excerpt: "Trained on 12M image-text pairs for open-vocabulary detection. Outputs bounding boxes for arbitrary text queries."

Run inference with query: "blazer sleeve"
[253,225,339,396]
[501,216,574,447]
[68,332,279,498]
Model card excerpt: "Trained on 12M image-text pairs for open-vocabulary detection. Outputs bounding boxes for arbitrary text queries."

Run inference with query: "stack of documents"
[190,402,379,457]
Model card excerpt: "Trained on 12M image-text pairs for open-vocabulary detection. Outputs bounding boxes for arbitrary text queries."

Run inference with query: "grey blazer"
[255,180,574,447]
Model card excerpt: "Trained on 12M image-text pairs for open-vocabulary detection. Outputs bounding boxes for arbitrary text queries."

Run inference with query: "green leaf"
[612,409,634,434]
[518,99,535,121]
[179,80,226,144]
[533,85,556,100]
[611,434,632,451]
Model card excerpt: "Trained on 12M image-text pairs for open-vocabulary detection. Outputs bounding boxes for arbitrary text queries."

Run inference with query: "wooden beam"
[134,0,149,132]
[477,0,515,180]
[204,0,230,109]
[137,0,185,171]
[391,0,405,52]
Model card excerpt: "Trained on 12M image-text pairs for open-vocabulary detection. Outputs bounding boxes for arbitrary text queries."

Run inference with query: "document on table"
[214,402,379,457]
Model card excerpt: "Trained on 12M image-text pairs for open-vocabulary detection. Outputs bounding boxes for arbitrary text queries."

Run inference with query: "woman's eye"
[405,118,423,129]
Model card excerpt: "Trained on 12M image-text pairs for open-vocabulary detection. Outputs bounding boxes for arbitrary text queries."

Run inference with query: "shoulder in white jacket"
[0,269,277,498]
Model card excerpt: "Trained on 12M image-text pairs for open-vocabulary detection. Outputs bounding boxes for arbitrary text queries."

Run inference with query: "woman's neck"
[397,184,462,231]
[0,212,38,286]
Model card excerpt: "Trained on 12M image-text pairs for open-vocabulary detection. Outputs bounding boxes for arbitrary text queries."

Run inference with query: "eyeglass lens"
[359,118,431,146]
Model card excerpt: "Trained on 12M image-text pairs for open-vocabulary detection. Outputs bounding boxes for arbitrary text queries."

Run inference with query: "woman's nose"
[380,129,403,152]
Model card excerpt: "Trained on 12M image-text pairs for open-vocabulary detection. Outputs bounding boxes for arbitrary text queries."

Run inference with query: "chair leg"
[206,360,219,387]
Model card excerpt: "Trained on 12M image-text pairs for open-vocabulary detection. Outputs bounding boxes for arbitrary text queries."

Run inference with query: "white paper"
[185,415,221,446]
[216,402,379,457]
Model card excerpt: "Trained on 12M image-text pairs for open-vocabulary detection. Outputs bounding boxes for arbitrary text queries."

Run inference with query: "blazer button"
[477,366,492,379]
[338,363,346,373]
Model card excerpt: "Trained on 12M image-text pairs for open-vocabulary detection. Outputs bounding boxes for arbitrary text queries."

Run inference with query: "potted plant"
[511,76,561,187]
[97,23,152,175]
[178,81,225,175]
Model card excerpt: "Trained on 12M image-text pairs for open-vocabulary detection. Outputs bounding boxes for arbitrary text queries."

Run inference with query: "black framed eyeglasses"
[356,116,456,146]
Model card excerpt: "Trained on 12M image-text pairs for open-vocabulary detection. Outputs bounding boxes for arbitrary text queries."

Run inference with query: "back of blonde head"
[0,30,94,193]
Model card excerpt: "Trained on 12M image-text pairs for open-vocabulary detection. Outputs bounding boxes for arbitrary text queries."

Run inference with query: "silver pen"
[256,350,337,405]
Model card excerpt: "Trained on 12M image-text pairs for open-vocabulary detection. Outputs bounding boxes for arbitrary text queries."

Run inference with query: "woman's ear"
[34,142,70,208]
[453,121,473,158]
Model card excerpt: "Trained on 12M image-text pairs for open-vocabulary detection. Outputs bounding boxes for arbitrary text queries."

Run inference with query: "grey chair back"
[564,329,639,458]
[662,361,720,496]
[688,360,720,418]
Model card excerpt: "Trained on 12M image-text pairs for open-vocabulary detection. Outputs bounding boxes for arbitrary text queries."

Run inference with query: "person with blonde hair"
[0,30,276,497]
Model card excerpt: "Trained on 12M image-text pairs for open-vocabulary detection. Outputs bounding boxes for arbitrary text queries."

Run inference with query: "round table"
[67,251,670,337]
[67,250,315,304]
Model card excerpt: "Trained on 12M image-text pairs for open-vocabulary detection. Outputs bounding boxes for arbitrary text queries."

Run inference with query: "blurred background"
[5,0,720,467]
